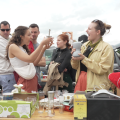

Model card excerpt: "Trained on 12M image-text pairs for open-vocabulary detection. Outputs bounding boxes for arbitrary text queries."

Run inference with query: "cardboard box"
[0,93,39,118]
[0,100,31,118]
[13,93,39,115]
[74,94,87,120]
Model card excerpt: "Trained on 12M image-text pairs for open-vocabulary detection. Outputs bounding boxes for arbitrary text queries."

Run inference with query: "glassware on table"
[62,90,68,95]
[54,90,61,99]
[47,91,55,117]
[27,96,36,105]
[13,97,19,100]
[39,91,45,100]
[38,101,44,116]
[59,96,64,114]
[45,100,49,112]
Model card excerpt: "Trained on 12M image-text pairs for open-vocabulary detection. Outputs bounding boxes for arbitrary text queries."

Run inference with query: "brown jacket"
[43,62,69,95]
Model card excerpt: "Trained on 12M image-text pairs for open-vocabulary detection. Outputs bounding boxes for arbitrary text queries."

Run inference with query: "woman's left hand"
[72,53,85,61]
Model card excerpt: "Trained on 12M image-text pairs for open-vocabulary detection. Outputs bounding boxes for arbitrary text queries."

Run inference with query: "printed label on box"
[74,94,87,120]
[0,101,31,118]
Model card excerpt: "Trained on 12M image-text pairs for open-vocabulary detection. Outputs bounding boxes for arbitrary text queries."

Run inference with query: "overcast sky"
[0,0,120,46]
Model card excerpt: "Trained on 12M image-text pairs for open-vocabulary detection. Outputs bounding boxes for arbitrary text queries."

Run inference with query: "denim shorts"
[0,74,16,93]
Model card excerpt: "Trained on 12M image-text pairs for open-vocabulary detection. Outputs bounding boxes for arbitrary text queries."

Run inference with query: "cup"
[59,104,64,114]
[59,96,64,103]
[27,96,36,105]
[47,91,55,117]
[72,42,82,57]
[18,87,21,93]
[39,91,45,100]
[46,36,52,38]
[54,90,61,99]
[38,101,44,116]
[59,96,64,113]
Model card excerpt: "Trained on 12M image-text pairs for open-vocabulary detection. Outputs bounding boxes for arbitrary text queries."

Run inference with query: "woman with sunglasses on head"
[71,19,114,93]
[6,26,53,93]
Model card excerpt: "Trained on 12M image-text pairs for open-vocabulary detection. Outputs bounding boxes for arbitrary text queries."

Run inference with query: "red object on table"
[64,105,73,112]
[108,72,120,88]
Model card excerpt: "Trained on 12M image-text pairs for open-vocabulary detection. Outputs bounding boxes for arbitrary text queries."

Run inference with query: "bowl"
[3,93,13,100]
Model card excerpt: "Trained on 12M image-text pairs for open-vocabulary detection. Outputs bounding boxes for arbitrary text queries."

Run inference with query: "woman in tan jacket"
[71,19,114,92]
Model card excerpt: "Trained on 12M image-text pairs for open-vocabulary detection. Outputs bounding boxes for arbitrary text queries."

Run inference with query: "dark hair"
[29,23,39,31]
[6,26,30,59]
[58,34,71,49]
[78,35,88,43]
[0,21,10,29]
[92,19,111,36]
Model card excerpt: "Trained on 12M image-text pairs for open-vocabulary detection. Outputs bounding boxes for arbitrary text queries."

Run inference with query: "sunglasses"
[93,19,99,22]
[0,29,10,32]
[92,19,102,27]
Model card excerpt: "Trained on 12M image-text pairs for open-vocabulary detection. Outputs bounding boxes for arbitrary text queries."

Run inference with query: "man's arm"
[36,57,46,67]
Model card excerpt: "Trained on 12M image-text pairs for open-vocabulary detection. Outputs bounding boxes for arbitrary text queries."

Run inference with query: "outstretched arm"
[9,37,53,63]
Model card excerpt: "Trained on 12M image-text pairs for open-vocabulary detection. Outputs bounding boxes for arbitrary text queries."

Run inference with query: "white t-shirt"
[0,35,14,75]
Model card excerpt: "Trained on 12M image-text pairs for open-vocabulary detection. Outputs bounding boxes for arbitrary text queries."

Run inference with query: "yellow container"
[74,94,87,120]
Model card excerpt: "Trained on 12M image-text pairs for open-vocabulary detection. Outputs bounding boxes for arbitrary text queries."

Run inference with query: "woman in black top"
[50,34,73,93]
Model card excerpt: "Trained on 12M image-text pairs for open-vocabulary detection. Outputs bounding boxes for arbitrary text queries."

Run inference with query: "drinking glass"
[39,91,45,100]
[59,96,64,113]
[54,90,61,99]
[38,101,44,116]
[47,91,55,117]
[27,96,36,105]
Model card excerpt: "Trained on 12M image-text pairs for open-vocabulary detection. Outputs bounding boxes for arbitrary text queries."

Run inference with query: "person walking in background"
[0,21,16,93]
[50,34,73,92]
[28,24,46,90]
[71,19,114,93]
[6,26,53,93]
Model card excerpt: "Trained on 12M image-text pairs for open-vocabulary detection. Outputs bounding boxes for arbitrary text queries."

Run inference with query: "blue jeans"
[0,74,16,93]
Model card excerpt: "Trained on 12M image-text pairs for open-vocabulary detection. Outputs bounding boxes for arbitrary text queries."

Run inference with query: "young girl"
[7,26,53,93]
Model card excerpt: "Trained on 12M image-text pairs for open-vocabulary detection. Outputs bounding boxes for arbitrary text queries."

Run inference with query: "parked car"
[40,46,56,75]
[112,43,120,72]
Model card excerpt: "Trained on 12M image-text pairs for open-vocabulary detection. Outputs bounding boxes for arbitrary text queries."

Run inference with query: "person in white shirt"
[0,21,16,93]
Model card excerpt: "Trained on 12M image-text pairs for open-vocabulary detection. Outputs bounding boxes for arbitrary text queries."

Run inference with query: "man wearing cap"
[0,21,16,93]
[28,23,46,90]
